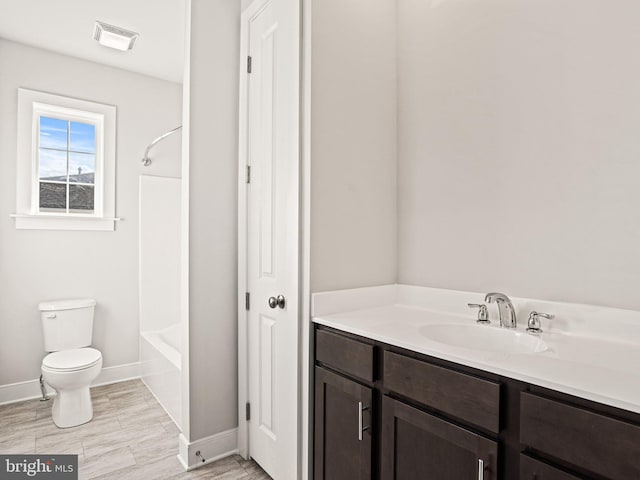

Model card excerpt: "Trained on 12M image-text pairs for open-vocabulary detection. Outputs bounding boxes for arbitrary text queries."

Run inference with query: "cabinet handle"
[477,459,484,480]
[358,401,370,441]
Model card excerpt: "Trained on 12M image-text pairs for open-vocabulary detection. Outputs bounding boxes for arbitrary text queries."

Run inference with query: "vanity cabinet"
[380,350,500,479]
[520,392,640,480]
[314,366,373,480]
[314,329,375,480]
[381,396,497,479]
[383,350,501,434]
[314,325,503,479]
[315,329,374,383]
[519,455,581,480]
[313,325,640,480]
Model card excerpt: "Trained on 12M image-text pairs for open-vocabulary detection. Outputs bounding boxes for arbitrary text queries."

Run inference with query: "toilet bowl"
[39,298,101,428]
[41,347,102,428]
[42,348,102,428]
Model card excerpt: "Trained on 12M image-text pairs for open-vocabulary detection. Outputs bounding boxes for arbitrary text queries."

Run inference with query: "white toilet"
[40,298,103,428]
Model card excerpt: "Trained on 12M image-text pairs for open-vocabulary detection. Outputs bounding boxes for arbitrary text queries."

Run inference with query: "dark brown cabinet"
[519,455,582,480]
[381,396,498,480]
[520,392,640,480]
[313,325,640,480]
[316,329,374,382]
[314,366,373,480]
[383,350,501,434]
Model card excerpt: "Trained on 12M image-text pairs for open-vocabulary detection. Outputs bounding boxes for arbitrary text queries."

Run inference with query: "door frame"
[236,0,253,460]
[237,0,306,472]
[237,0,262,460]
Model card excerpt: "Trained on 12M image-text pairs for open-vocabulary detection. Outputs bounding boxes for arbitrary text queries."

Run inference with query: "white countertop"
[312,285,640,414]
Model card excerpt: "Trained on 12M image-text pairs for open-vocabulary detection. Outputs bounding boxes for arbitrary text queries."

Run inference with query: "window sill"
[11,214,121,231]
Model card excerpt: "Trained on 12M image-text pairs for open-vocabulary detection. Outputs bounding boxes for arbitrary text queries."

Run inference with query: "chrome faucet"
[484,292,517,328]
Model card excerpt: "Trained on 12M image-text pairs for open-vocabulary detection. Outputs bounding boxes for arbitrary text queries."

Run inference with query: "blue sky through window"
[39,116,96,181]
[70,121,96,153]
[39,116,67,150]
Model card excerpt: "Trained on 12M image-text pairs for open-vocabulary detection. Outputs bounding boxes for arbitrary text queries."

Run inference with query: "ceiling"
[0,0,185,83]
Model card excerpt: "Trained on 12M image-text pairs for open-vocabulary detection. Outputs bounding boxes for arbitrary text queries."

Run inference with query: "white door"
[243,0,299,478]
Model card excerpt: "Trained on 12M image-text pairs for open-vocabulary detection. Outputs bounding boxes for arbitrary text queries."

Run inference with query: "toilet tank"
[39,298,97,352]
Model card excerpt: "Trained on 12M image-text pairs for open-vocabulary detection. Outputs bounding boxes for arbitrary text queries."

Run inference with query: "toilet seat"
[42,348,102,372]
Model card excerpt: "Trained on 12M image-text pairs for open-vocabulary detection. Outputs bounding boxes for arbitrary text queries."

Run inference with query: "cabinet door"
[520,455,582,480]
[521,392,640,480]
[314,366,373,480]
[381,396,498,480]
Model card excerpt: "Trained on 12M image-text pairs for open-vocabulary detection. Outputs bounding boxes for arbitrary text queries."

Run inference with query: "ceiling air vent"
[93,21,139,51]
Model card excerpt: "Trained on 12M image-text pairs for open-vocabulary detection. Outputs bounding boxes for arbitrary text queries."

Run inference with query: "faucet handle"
[468,303,490,324]
[526,311,554,334]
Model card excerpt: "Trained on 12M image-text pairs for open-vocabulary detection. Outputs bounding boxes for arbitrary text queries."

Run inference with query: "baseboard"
[93,362,142,387]
[0,378,54,406]
[0,362,142,406]
[177,428,238,470]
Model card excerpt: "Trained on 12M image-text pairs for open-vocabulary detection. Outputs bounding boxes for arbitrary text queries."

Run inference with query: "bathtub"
[140,323,182,429]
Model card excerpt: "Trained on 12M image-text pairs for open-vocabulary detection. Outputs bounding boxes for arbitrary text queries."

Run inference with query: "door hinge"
[247,56,252,74]
[246,165,251,184]
[246,402,251,421]
[245,292,250,310]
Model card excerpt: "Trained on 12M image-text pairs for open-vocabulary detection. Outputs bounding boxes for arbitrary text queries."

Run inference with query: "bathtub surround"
[141,326,182,428]
[139,176,181,335]
[139,175,182,428]
[0,39,181,391]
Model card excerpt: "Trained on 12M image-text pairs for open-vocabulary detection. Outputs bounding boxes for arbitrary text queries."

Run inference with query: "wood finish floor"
[0,379,270,479]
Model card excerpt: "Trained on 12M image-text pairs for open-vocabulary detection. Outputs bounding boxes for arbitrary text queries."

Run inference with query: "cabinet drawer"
[520,455,581,480]
[383,351,500,433]
[520,392,640,480]
[316,329,374,382]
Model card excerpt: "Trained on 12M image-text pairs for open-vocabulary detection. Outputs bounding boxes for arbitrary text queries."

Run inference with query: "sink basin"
[419,324,548,354]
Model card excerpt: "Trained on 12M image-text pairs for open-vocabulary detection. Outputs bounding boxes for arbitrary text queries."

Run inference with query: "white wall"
[185,0,239,441]
[310,0,398,292]
[0,39,182,387]
[397,0,640,311]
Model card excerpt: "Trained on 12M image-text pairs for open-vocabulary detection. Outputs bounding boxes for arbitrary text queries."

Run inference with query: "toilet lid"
[42,348,102,372]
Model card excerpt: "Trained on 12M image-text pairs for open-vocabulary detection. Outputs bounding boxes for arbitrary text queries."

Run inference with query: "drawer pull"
[358,401,370,441]
[477,458,484,480]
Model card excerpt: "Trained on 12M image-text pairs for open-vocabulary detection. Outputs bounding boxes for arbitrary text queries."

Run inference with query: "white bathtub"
[143,324,181,368]
[140,323,182,429]
[139,176,182,430]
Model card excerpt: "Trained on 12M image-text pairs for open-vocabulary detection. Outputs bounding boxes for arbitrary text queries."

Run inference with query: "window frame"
[14,88,118,231]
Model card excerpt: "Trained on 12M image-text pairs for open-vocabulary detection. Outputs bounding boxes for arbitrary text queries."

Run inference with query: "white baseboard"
[0,378,54,406]
[93,362,141,387]
[177,428,238,470]
[0,362,142,406]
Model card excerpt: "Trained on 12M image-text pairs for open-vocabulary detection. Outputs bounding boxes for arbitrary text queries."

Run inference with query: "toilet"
[40,298,103,428]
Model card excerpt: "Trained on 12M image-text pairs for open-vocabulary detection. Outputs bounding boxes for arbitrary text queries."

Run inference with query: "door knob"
[268,295,286,309]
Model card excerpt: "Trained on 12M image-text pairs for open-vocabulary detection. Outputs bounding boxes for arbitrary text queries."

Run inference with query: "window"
[38,113,98,214]
[14,89,117,231]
